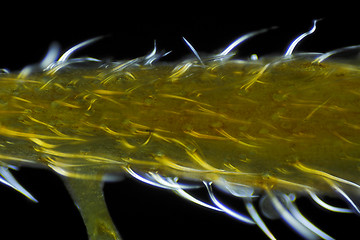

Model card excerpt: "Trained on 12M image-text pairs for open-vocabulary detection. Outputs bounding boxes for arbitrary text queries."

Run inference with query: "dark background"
[0,3,359,240]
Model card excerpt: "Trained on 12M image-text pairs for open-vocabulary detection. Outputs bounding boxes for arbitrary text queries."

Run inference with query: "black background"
[0,3,359,240]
